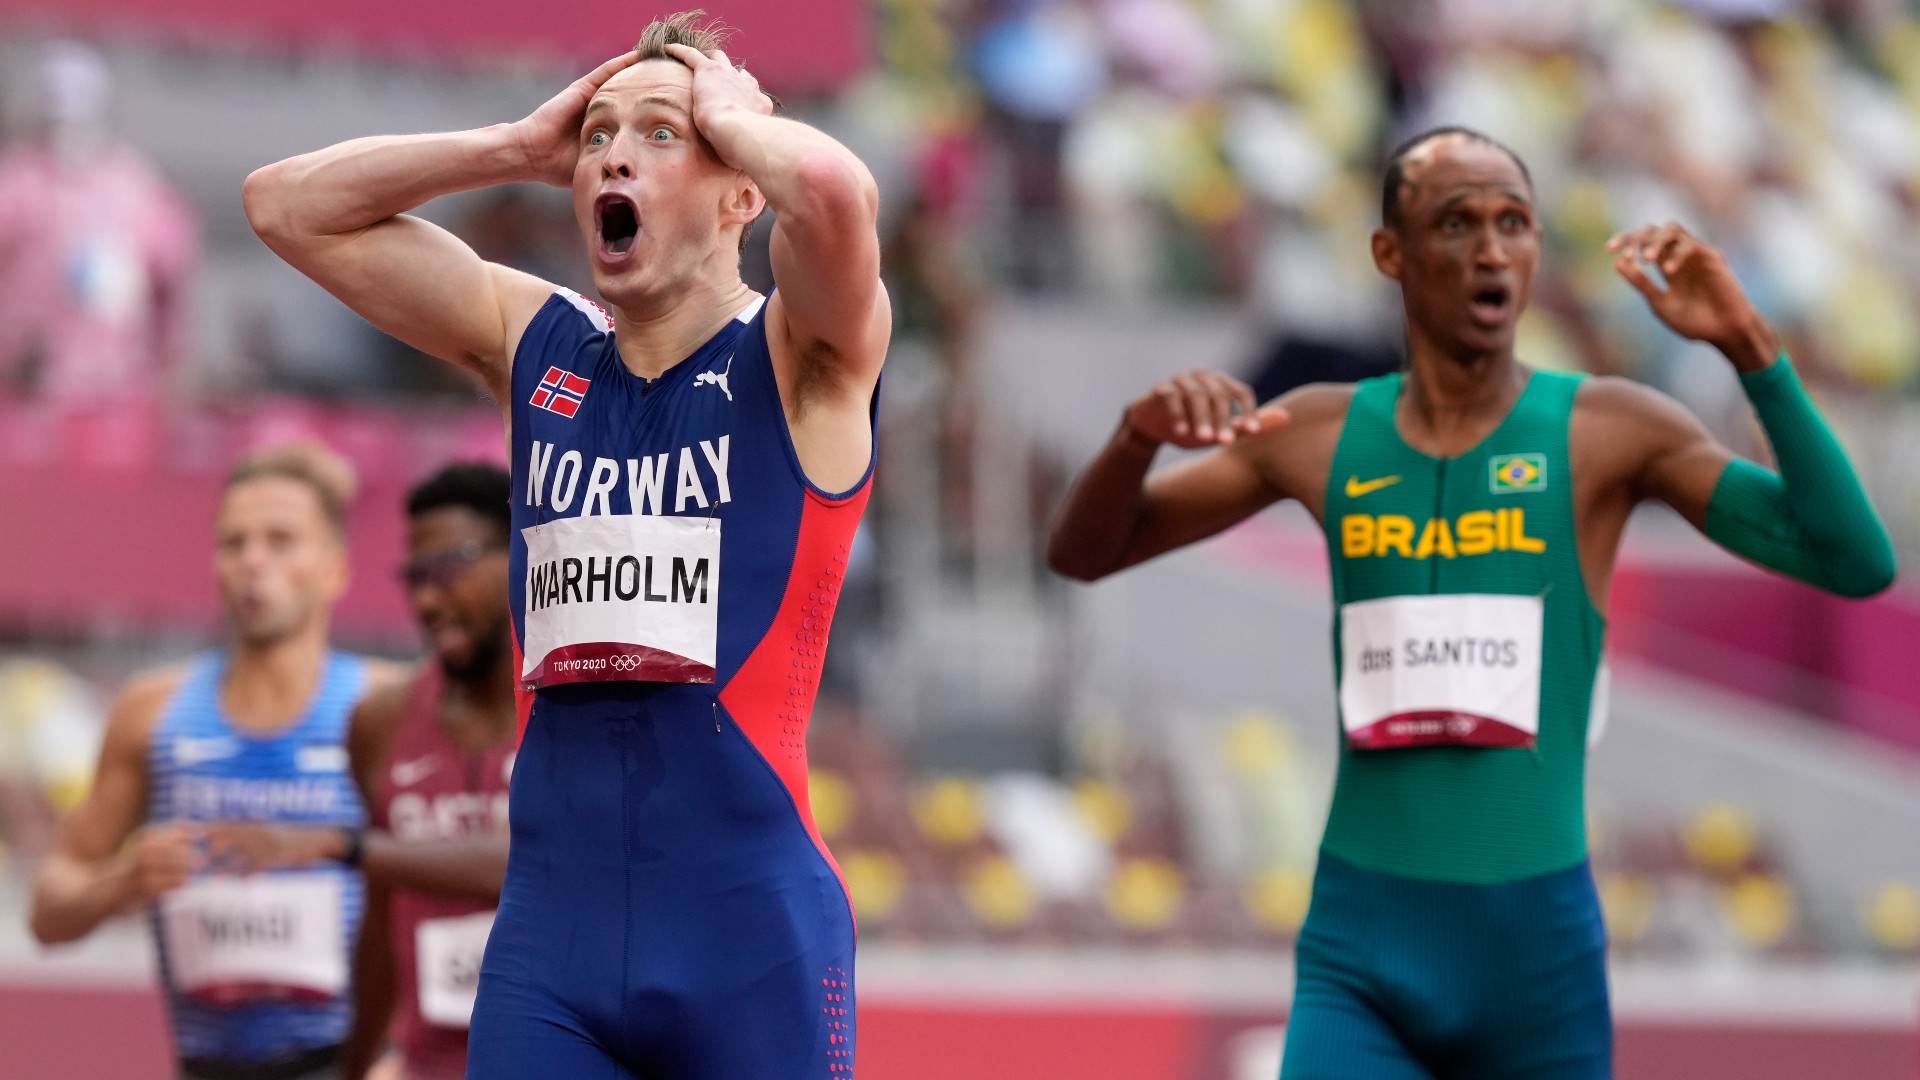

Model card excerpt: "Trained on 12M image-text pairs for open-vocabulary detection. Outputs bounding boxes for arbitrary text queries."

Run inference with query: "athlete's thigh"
[1458,944,1611,1080]
[1281,981,1436,1080]
[466,972,635,1080]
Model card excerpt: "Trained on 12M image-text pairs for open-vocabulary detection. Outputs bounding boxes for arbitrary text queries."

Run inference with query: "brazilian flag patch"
[1489,452,1547,494]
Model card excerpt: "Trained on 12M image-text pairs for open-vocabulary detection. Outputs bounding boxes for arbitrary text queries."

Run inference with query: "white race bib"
[159,874,346,1005]
[1338,593,1543,750]
[415,911,495,1029]
[521,514,720,688]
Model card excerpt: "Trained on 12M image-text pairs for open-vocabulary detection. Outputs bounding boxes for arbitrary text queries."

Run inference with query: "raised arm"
[30,672,191,945]
[668,45,888,487]
[1607,222,1895,598]
[242,54,642,398]
[1048,371,1294,582]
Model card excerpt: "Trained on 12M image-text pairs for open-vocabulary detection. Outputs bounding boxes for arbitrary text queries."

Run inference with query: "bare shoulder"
[347,666,421,783]
[1233,382,1358,510]
[1576,375,1694,423]
[1244,381,1356,456]
[1573,375,1708,447]
[351,667,416,737]
[102,665,190,755]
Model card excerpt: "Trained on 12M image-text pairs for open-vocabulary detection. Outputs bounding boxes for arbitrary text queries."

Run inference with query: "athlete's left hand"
[664,44,774,150]
[1607,222,1778,372]
[204,822,345,873]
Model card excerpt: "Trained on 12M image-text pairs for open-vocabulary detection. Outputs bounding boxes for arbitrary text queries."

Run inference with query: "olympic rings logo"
[608,654,643,672]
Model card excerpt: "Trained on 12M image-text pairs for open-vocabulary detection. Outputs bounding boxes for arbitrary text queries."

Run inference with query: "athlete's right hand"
[123,824,198,902]
[511,52,643,186]
[1123,370,1289,449]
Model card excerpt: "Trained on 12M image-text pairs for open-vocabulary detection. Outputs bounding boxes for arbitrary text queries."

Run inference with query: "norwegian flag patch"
[530,366,591,418]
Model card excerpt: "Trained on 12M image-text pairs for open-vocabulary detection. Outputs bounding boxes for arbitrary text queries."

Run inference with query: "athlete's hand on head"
[1124,370,1289,450]
[511,51,642,187]
[1606,222,1765,356]
[125,823,199,901]
[663,44,775,142]
[203,822,345,874]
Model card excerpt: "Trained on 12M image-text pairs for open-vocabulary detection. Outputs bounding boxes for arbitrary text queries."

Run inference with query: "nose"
[1474,226,1511,272]
[601,133,635,181]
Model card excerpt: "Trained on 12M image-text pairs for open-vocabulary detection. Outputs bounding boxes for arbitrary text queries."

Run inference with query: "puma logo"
[1345,475,1402,498]
[693,355,733,402]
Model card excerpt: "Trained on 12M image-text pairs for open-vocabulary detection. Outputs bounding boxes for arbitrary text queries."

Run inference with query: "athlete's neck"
[1398,329,1529,456]
[444,633,517,737]
[222,622,331,734]
[609,277,759,381]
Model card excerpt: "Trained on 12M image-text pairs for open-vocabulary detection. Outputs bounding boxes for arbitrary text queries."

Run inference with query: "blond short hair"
[635,10,734,61]
[224,441,357,536]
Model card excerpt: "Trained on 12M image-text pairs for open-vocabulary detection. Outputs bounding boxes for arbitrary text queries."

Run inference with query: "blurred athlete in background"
[210,463,519,1080]
[31,443,388,1080]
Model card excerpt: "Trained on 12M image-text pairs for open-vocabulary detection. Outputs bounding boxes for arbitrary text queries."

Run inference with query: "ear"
[721,176,766,233]
[1370,227,1402,282]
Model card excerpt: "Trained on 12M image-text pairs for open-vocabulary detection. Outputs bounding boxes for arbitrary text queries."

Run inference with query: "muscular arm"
[672,46,888,490]
[1048,378,1337,582]
[1602,365,1895,598]
[29,671,181,945]
[1048,428,1280,582]
[1603,221,1895,597]
[242,129,552,397]
[242,54,642,398]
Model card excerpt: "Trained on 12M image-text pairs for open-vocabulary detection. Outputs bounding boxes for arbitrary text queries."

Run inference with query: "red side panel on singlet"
[371,670,514,1080]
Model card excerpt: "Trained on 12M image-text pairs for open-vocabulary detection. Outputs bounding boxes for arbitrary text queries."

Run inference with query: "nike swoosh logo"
[390,757,439,787]
[1345,475,1402,498]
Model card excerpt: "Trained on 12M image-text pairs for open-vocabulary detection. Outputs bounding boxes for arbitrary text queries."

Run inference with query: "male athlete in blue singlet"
[245,12,888,1077]
[32,444,391,1080]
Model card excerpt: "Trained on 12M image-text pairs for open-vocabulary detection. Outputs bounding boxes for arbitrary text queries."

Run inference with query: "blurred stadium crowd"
[1,0,1918,982]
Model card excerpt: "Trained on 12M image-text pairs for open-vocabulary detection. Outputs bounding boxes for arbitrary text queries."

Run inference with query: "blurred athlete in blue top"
[32,443,398,1080]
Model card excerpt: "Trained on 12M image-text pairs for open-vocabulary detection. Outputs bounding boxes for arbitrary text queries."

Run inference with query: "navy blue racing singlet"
[474,288,871,1078]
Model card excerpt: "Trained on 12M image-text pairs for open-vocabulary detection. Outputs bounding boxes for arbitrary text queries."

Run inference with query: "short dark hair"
[226,441,355,537]
[406,462,511,542]
[1381,126,1532,228]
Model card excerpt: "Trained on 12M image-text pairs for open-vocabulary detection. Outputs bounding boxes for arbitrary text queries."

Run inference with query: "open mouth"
[596,193,639,258]
[1468,284,1512,326]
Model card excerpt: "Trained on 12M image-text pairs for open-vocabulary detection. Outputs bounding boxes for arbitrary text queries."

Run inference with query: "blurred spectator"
[0,41,198,407]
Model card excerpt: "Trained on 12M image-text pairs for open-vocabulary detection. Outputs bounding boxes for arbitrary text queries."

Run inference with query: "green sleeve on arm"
[1704,355,1897,598]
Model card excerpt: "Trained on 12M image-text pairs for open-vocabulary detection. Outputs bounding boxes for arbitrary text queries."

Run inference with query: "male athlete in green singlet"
[1047,127,1896,1079]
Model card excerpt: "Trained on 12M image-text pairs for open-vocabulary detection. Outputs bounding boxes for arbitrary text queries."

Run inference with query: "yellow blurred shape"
[963,855,1036,929]
[1724,874,1795,949]
[841,850,907,922]
[1220,713,1291,779]
[1242,866,1312,934]
[1683,802,1755,875]
[1598,872,1657,945]
[1072,780,1132,842]
[1865,883,1920,952]
[911,777,983,847]
[810,769,854,841]
[1106,857,1186,932]
[45,772,91,814]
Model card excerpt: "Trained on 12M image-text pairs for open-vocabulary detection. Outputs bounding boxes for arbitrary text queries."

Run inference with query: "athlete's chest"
[381,728,512,843]
[519,348,744,524]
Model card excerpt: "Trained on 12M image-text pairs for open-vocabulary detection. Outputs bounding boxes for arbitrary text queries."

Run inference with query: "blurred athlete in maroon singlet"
[347,463,518,1079]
